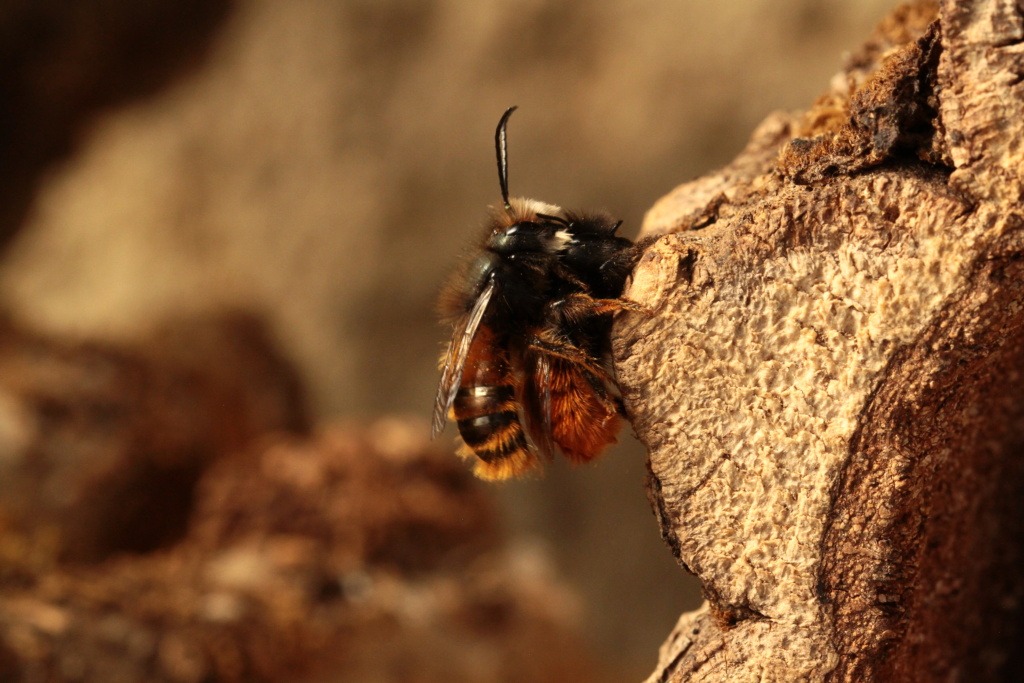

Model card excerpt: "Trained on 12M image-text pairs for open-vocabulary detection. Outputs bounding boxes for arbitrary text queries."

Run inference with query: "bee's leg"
[556,292,652,319]
[526,331,609,381]
[582,371,625,417]
[591,297,650,315]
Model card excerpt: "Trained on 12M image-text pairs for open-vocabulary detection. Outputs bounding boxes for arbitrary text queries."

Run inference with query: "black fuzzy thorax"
[556,211,635,299]
[437,200,639,359]
[479,211,633,338]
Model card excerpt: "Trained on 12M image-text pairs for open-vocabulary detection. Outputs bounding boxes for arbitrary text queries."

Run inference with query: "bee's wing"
[520,349,556,460]
[431,277,496,438]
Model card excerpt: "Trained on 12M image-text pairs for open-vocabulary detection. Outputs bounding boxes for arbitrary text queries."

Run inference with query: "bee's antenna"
[495,106,517,211]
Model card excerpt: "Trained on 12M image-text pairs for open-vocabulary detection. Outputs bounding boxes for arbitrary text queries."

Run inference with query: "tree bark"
[616,1,1024,680]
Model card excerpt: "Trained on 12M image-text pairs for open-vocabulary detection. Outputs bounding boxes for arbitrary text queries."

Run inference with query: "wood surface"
[618,1,1024,679]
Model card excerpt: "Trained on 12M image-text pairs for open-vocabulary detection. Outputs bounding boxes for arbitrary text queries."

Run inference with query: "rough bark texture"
[618,1,1024,680]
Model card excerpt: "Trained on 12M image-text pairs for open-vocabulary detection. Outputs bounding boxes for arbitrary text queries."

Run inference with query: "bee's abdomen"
[453,386,518,450]
[455,404,527,462]
[451,328,536,479]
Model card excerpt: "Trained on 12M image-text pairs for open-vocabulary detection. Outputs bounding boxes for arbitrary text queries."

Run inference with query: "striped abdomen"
[451,326,537,479]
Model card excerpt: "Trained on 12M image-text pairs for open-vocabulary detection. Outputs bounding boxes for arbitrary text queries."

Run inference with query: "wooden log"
[619,1,1024,679]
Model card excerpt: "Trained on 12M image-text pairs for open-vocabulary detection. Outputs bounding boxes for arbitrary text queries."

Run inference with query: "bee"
[432,106,644,480]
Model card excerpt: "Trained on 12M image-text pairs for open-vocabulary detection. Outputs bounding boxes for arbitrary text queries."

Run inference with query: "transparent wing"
[431,277,496,438]
[520,349,556,460]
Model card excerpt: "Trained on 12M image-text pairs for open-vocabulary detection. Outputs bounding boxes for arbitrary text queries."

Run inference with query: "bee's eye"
[467,254,497,287]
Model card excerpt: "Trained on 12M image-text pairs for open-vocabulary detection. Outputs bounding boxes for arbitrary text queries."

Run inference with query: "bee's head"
[487,198,571,255]
[489,108,574,255]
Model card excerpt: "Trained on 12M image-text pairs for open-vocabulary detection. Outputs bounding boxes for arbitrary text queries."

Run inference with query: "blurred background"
[0,0,897,680]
